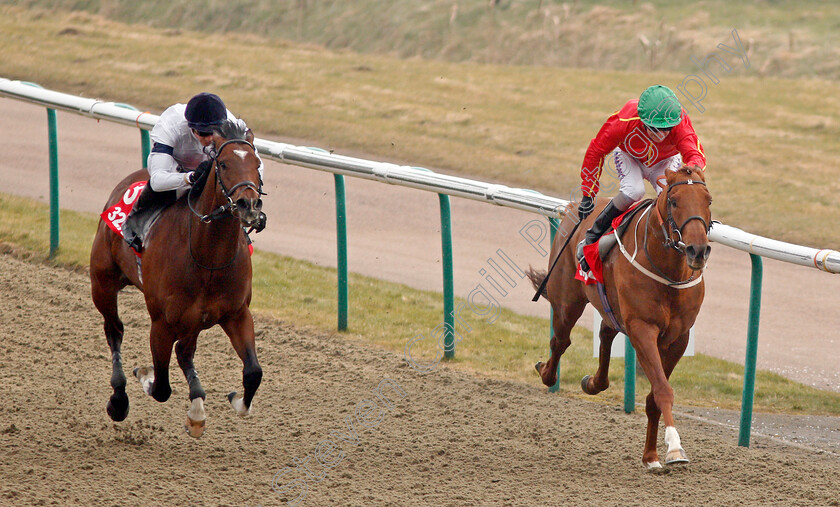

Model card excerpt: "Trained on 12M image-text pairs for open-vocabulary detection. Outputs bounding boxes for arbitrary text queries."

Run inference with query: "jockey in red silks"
[576,85,707,273]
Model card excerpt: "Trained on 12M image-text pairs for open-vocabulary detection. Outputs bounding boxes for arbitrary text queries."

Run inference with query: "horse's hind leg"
[581,321,620,395]
[220,307,262,416]
[535,301,586,387]
[636,327,690,468]
[90,247,130,421]
[175,334,207,438]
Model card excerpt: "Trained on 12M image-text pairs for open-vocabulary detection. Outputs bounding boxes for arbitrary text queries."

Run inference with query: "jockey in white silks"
[122,92,264,252]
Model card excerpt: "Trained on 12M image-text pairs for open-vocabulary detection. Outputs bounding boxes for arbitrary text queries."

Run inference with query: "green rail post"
[439,194,455,359]
[548,217,561,393]
[114,103,150,169]
[140,130,150,168]
[624,336,636,413]
[334,174,348,331]
[738,253,763,447]
[46,108,59,258]
[22,82,59,258]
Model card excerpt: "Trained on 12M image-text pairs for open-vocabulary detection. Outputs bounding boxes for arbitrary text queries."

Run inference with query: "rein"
[186,138,264,271]
[615,179,708,288]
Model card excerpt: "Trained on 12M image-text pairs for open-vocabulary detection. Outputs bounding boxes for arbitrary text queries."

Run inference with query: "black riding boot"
[122,185,176,253]
[577,201,624,273]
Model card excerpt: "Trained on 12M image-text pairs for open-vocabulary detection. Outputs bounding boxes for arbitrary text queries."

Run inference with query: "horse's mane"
[212,119,248,141]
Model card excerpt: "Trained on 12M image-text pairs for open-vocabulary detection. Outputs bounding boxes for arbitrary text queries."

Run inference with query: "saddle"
[121,186,177,254]
[596,199,653,260]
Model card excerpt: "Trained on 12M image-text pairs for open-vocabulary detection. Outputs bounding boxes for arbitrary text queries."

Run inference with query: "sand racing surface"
[1,253,839,506]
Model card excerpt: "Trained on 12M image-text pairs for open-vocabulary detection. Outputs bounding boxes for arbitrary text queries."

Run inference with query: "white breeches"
[612,149,682,210]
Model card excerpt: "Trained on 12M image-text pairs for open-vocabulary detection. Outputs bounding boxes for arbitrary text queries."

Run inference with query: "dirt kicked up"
[1,252,838,506]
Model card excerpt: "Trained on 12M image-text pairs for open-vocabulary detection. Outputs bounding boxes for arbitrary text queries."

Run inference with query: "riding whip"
[531,219,582,302]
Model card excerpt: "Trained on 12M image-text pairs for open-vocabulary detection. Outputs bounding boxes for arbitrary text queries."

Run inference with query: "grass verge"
[3,191,840,416]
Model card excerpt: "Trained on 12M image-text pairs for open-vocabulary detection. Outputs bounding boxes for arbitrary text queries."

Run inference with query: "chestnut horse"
[90,120,265,438]
[528,166,712,468]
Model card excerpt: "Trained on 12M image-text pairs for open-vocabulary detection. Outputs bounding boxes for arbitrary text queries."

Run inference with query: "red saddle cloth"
[575,202,644,286]
[101,181,147,238]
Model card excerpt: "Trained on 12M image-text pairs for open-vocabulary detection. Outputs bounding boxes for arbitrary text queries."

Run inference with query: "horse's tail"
[526,266,548,298]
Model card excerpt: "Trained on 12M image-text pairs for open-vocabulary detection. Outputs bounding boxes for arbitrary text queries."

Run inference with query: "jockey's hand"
[186,171,198,185]
[578,195,595,221]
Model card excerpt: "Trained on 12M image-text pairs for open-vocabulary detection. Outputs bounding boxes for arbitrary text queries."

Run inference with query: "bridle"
[188,138,265,224]
[631,178,710,287]
[656,179,711,254]
[186,137,266,270]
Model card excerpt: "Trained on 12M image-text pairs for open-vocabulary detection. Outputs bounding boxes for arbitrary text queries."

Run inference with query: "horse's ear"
[245,128,254,144]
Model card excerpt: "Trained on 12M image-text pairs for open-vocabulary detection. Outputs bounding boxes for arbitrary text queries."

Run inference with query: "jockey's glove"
[578,195,595,221]
[186,171,198,185]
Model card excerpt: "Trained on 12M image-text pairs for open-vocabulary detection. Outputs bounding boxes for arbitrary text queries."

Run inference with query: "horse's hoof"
[535,362,543,373]
[580,375,597,395]
[665,448,690,465]
[106,393,129,422]
[228,391,251,417]
[645,461,663,469]
[184,416,206,438]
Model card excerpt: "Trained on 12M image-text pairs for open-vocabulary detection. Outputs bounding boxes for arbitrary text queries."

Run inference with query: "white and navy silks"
[147,104,264,197]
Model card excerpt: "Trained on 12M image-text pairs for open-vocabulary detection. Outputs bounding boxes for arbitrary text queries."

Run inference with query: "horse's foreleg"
[631,323,691,468]
[643,391,662,467]
[536,302,584,387]
[175,335,206,438]
[134,320,175,403]
[220,308,262,417]
[581,322,619,395]
[659,332,691,466]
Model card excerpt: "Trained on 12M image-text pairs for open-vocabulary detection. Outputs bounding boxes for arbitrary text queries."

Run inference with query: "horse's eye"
[709,199,713,206]
[668,198,677,208]
[219,162,227,170]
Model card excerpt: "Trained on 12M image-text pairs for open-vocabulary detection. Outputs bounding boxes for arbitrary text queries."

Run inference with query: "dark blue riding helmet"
[184,92,227,130]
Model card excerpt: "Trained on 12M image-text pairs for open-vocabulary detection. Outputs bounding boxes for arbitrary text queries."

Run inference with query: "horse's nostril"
[685,245,697,258]
[255,198,263,210]
[236,198,249,210]
[704,245,712,260]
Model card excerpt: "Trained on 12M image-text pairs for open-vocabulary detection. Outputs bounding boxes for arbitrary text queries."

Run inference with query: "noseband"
[659,179,711,253]
[189,138,265,223]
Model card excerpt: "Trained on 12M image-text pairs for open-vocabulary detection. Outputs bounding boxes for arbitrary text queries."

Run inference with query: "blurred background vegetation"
[3,3,839,247]
[5,0,839,79]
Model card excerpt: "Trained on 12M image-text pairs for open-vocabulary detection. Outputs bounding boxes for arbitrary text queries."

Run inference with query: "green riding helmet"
[638,85,682,129]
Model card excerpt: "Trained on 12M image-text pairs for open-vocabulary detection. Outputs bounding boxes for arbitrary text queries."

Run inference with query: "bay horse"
[527,165,712,468]
[90,120,265,438]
